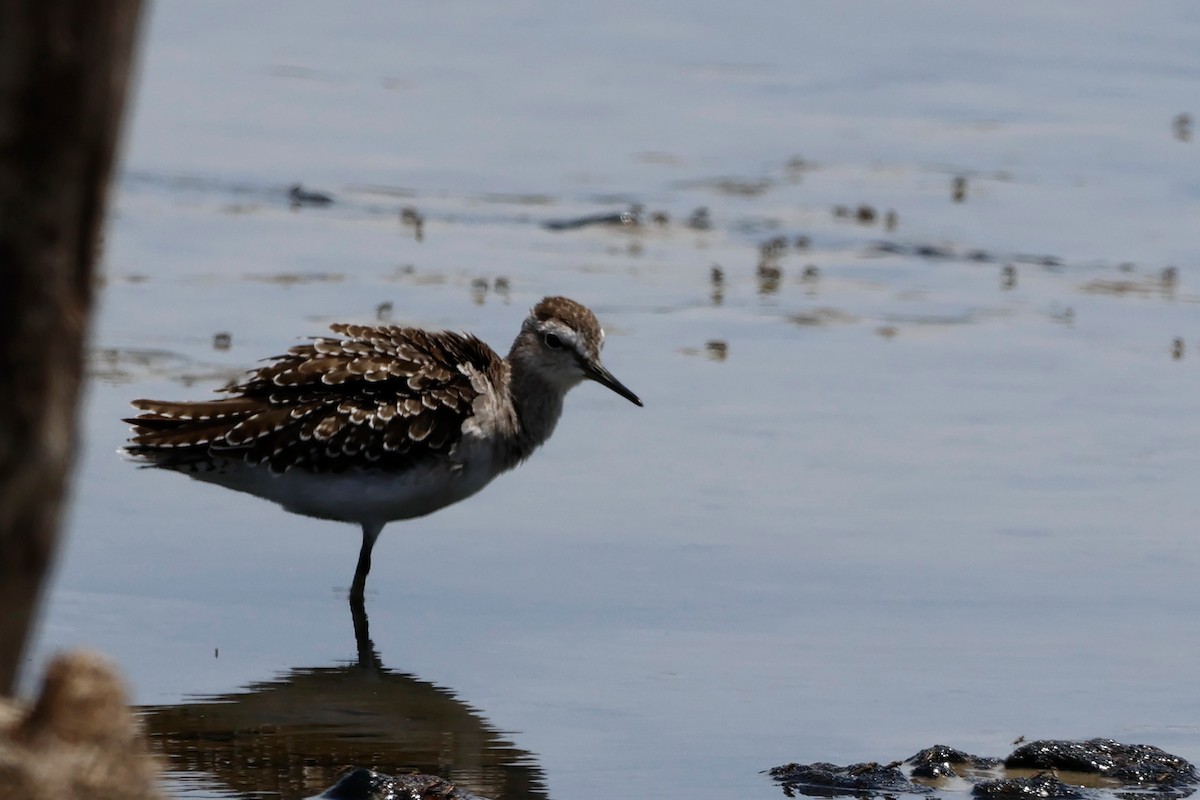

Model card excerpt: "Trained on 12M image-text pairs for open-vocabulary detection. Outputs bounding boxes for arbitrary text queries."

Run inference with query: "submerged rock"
[972,772,1092,799]
[768,760,931,797]
[316,767,487,800]
[769,740,1197,799]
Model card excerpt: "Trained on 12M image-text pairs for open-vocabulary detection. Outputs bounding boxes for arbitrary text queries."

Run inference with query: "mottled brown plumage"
[124,296,642,602]
[127,326,504,474]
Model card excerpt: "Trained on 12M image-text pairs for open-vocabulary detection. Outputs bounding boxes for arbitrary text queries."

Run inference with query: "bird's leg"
[348,591,382,671]
[350,520,384,603]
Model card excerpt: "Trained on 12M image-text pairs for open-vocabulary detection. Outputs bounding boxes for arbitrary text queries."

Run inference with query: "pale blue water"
[24,2,1200,798]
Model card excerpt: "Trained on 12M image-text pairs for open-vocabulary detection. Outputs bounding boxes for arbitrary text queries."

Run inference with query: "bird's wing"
[126,325,505,473]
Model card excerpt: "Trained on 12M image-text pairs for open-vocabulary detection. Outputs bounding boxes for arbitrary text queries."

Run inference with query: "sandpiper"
[125,296,642,601]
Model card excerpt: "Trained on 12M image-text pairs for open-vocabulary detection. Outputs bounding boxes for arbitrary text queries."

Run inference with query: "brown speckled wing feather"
[126,325,502,473]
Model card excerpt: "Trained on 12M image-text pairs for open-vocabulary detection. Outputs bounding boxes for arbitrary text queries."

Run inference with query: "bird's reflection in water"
[139,600,548,800]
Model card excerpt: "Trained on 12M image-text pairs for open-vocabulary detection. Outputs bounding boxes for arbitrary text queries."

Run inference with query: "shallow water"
[23,2,1200,799]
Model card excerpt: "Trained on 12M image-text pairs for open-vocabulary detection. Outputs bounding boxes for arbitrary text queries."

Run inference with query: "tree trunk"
[0,0,144,697]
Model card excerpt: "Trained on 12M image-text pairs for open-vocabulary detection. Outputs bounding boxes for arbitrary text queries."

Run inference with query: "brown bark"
[0,0,144,697]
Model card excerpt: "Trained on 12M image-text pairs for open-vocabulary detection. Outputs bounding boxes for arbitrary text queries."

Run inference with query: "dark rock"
[320,769,394,799]
[772,740,1197,800]
[907,744,1001,780]
[768,761,931,797]
[1005,739,1197,787]
[319,767,485,800]
[973,772,1092,799]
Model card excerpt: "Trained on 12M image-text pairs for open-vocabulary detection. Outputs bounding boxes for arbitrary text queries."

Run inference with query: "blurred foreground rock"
[0,651,162,800]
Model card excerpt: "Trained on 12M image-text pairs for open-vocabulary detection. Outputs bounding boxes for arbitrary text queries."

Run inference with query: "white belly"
[187,452,501,525]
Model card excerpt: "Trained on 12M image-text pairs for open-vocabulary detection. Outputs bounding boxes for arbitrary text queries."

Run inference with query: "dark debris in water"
[1173,112,1192,142]
[952,175,968,202]
[288,182,334,207]
[688,206,712,230]
[543,205,642,231]
[769,740,1197,800]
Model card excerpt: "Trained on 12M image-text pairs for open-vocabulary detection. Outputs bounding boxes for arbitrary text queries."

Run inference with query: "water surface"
[26,2,1200,798]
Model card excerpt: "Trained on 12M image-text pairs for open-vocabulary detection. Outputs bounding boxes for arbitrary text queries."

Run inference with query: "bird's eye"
[543,333,563,349]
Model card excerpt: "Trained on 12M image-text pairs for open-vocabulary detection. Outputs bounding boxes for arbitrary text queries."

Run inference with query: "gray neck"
[502,350,566,468]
